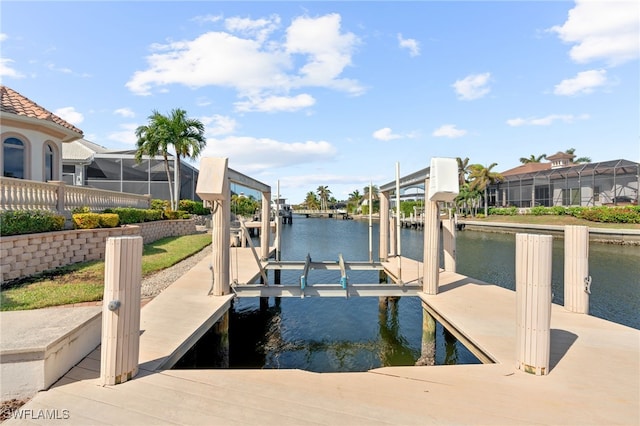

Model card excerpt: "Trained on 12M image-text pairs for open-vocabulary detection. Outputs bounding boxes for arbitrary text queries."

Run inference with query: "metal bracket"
[208,263,214,296]
[107,300,121,311]
[338,253,349,298]
[300,253,311,298]
[584,276,592,294]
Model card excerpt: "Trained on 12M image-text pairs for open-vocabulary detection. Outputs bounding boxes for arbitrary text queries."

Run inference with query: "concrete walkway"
[4,253,639,425]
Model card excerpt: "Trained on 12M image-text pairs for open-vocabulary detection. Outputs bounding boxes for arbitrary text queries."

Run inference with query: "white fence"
[0,177,151,215]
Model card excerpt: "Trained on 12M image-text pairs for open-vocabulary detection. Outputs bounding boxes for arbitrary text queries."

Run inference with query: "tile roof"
[0,85,83,135]
[501,162,551,176]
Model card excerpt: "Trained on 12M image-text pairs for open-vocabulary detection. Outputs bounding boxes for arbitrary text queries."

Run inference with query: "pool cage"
[489,159,639,208]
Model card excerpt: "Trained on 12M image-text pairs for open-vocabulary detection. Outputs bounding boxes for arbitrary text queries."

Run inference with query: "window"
[44,144,54,181]
[3,137,25,179]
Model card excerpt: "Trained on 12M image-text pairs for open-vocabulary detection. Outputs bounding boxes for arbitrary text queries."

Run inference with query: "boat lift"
[231,253,422,298]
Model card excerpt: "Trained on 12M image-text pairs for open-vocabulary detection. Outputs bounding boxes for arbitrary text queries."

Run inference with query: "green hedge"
[72,213,121,229]
[179,200,210,215]
[489,205,640,224]
[0,210,65,236]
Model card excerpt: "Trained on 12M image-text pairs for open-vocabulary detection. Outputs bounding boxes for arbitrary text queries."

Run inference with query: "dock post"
[423,200,440,294]
[100,236,142,386]
[379,192,389,261]
[564,225,590,314]
[415,303,436,366]
[515,233,552,376]
[442,211,456,272]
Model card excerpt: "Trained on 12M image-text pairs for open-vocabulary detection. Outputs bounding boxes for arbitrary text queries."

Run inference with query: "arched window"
[44,143,55,181]
[3,137,25,179]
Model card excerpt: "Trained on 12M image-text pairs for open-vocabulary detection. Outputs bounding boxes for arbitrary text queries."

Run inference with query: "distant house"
[488,152,639,208]
[1,86,83,181]
[62,139,202,202]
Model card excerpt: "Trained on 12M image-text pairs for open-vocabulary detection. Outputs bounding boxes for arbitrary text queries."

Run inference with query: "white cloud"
[114,107,135,118]
[397,33,420,57]
[432,124,467,138]
[201,114,237,136]
[554,69,607,96]
[107,123,138,145]
[285,13,363,95]
[507,114,590,127]
[127,13,364,103]
[0,58,23,78]
[54,107,84,125]
[452,73,491,100]
[192,14,223,25]
[372,127,402,141]
[0,33,7,42]
[549,0,639,66]
[235,93,316,112]
[202,136,337,172]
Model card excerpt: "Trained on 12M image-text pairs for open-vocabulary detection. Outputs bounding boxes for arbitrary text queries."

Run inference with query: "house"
[1,86,83,181]
[488,152,639,208]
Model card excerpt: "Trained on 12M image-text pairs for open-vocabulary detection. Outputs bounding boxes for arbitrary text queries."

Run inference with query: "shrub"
[72,206,91,214]
[72,213,101,229]
[151,199,170,211]
[578,206,640,224]
[179,200,210,215]
[0,210,66,236]
[550,206,567,215]
[489,207,517,216]
[111,207,146,224]
[144,209,163,222]
[164,210,190,220]
[98,213,120,228]
[530,206,548,215]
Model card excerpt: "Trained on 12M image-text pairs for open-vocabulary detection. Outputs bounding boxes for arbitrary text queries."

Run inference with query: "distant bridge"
[293,209,350,219]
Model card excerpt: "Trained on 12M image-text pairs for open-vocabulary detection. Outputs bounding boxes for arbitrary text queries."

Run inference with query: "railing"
[0,177,151,215]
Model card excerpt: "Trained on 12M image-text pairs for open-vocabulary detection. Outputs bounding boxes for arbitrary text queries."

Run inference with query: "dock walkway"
[5,254,639,425]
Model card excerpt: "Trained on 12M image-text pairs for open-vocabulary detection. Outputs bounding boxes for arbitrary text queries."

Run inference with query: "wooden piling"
[564,225,590,314]
[515,233,552,376]
[415,302,436,366]
[100,236,142,386]
[213,311,229,369]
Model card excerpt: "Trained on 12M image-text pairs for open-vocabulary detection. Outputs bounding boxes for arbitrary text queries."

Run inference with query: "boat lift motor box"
[428,157,459,202]
[196,157,229,201]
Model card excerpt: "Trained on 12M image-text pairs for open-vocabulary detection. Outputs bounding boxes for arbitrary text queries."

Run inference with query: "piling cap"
[196,157,229,201]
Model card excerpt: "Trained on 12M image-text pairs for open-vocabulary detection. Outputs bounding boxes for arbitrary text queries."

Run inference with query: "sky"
[1,1,638,204]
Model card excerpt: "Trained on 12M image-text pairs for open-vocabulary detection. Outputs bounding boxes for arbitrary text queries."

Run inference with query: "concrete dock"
[3,251,639,425]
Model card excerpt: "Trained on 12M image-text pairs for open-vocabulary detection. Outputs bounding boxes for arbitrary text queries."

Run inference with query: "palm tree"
[135,109,206,210]
[363,184,379,200]
[519,154,547,164]
[305,191,320,210]
[456,157,471,187]
[316,185,332,210]
[565,148,591,164]
[348,190,363,213]
[469,163,504,216]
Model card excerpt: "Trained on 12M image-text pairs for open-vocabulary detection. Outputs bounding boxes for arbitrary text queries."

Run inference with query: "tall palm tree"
[363,184,379,200]
[519,154,547,164]
[456,157,471,187]
[469,163,504,216]
[135,110,174,208]
[135,109,206,210]
[316,185,332,210]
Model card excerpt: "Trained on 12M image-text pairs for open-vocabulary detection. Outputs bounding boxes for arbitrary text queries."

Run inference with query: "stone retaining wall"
[0,219,197,285]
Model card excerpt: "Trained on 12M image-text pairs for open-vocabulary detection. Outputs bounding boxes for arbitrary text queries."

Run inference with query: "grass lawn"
[0,233,211,311]
[462,214,640,230]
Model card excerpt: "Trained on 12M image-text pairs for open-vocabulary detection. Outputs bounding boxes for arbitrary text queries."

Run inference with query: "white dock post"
[442,212,456,272]
[196,157,231,296]
[422,199,440,294]
[379,191,390,261]
[389,215,397,257]
[564,225,590,314]
[100,236,142,386]
[515,233,552,376]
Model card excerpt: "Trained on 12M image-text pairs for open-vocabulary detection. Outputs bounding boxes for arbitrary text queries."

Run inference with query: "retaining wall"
[0,219,197,285]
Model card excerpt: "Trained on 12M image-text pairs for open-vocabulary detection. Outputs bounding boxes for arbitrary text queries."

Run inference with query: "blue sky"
[2,1,638,203]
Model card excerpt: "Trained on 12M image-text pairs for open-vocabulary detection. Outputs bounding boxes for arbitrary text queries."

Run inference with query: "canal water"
[174,216,639,372]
